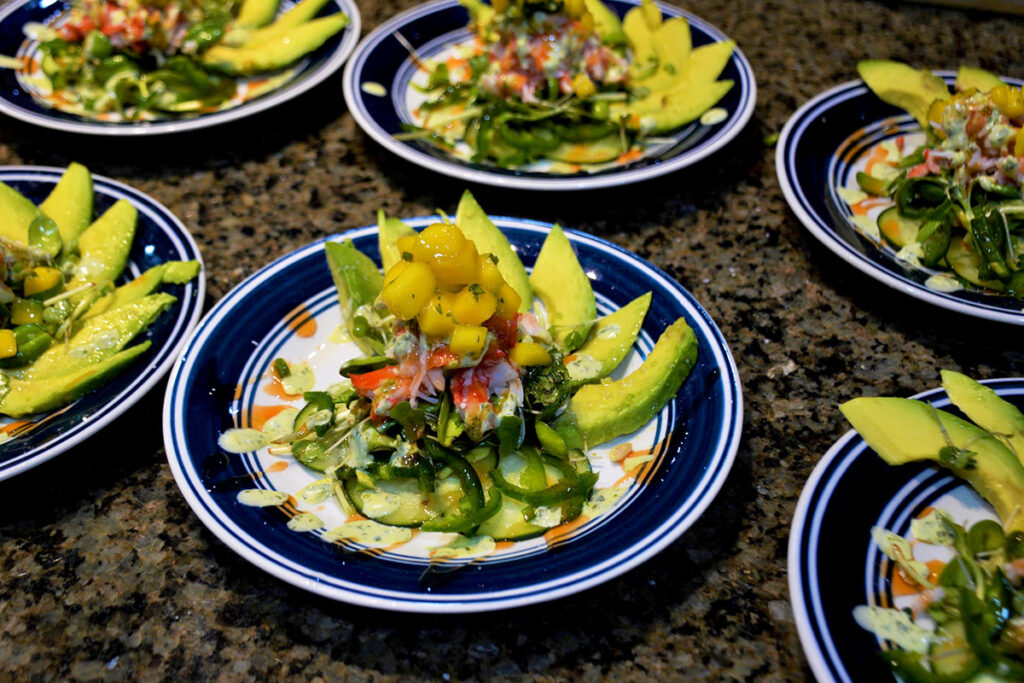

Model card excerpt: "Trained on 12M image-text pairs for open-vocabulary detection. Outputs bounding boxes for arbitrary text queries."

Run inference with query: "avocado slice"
[547,135,623,164]
[623,5,658,80]
[840,396,1024,534]
[12,293,176,383]
[566,292,650,387]
[376,211,415,273]
[942,370,1024,469]
[529,225,596,351]
[202,14,349,75]
[235,0,280,28]
[0,181,42,245]
[583,0,626,46]
[561,316,698,448]
[635,18,691,93]
[324,240,383,355]
[455,190,532,311]
[619,79,733,133]
[857,60,950,128]
[0,341,151,418]
[946,235,1004,290]
[955,65,1003,93]
[68,199,137,306]
[83,261,199,320]
[39,162,93,246]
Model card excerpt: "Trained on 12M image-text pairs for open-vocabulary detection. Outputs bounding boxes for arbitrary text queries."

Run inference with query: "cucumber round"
[343,477,439,527]
[876,205,922,248]
[946,235,1004,290]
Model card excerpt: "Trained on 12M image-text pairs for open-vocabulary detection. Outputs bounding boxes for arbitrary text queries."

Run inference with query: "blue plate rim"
[0,164,206,480]
[341,0,757,191]
[775,72,1024,326]
[787,377,1024,682]
[163,216,744,613]
[0,0,362,136]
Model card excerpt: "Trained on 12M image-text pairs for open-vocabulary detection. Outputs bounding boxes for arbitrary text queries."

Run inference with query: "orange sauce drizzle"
[285,303,318,338]
[264,377,302,400]
[1,420,32,434]
[849,197,890,216]
[250,404,290,430]
[616,149,643,165]
[891,559,945,596]
[266,461,289,473]
[545,515,589,546]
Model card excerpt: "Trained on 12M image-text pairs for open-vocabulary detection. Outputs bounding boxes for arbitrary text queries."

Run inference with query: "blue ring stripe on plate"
[164,219,741,610]
[341,0,756,191]
[0,166,204,479]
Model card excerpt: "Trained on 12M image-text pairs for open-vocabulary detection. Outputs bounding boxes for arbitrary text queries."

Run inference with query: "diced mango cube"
[417,293,456,337]
[572,74,596,99]
[495,283,521,318]
[23,266,62,297]
[382,261,436,320]
[431,240,480,291]
[452,285,497,325]
[449,325,488,356]
[510,341,552,366]
[0,329,16,359]
[477,255,506,293]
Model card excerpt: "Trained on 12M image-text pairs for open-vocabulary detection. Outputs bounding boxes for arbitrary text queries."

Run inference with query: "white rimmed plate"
[788,378,1022,681]
[0,166,205,480]
[0,0,360,135]
[776,72,1024,325]
[342,0,755,190]
[163,216,742,612]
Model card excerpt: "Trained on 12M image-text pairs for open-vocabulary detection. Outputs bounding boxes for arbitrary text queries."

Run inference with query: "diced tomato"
[485,314,517,351]
[450,371,488,409]
[530,41,550,70]
[349,365,399,393]
[965,109,987,138]
[907,163,929,178]
[427,346,459,369]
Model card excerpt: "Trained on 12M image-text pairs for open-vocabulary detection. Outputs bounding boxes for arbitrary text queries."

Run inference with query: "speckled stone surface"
[3,0,1024,679]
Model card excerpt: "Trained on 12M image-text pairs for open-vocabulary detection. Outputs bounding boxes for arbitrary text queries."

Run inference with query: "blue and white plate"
[788,378,1022,682]
[777,73,1024,326]
[0,166,205,480]
[342,0,755,191]
[0,0,360,136]
[163,216,742,612]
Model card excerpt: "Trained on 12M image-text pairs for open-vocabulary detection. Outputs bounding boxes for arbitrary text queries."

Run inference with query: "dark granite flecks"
[3,0,1024,679]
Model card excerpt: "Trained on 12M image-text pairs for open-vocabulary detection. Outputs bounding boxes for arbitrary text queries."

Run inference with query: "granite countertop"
[3,0,1024,679]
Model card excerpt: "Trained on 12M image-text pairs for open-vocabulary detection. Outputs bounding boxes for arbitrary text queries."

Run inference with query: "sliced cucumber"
[946,235,1004,290]
[475,494,547,541]
[876,205,921,248]
[343,476,438,527]
[929,622,976,677]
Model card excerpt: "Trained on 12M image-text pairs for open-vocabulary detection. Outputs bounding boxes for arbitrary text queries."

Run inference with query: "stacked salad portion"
[220,192,698,543]
[852,61,1024,297]
[406,0,736,169]
[15,0,348,119]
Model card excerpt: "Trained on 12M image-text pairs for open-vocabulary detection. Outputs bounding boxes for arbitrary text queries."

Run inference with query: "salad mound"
[12,0,348,120]
[220,193,699,548]
[0,162,200,425]
[842,371,1024,681]
[848,61,1024,298]
[406,0,736,170]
